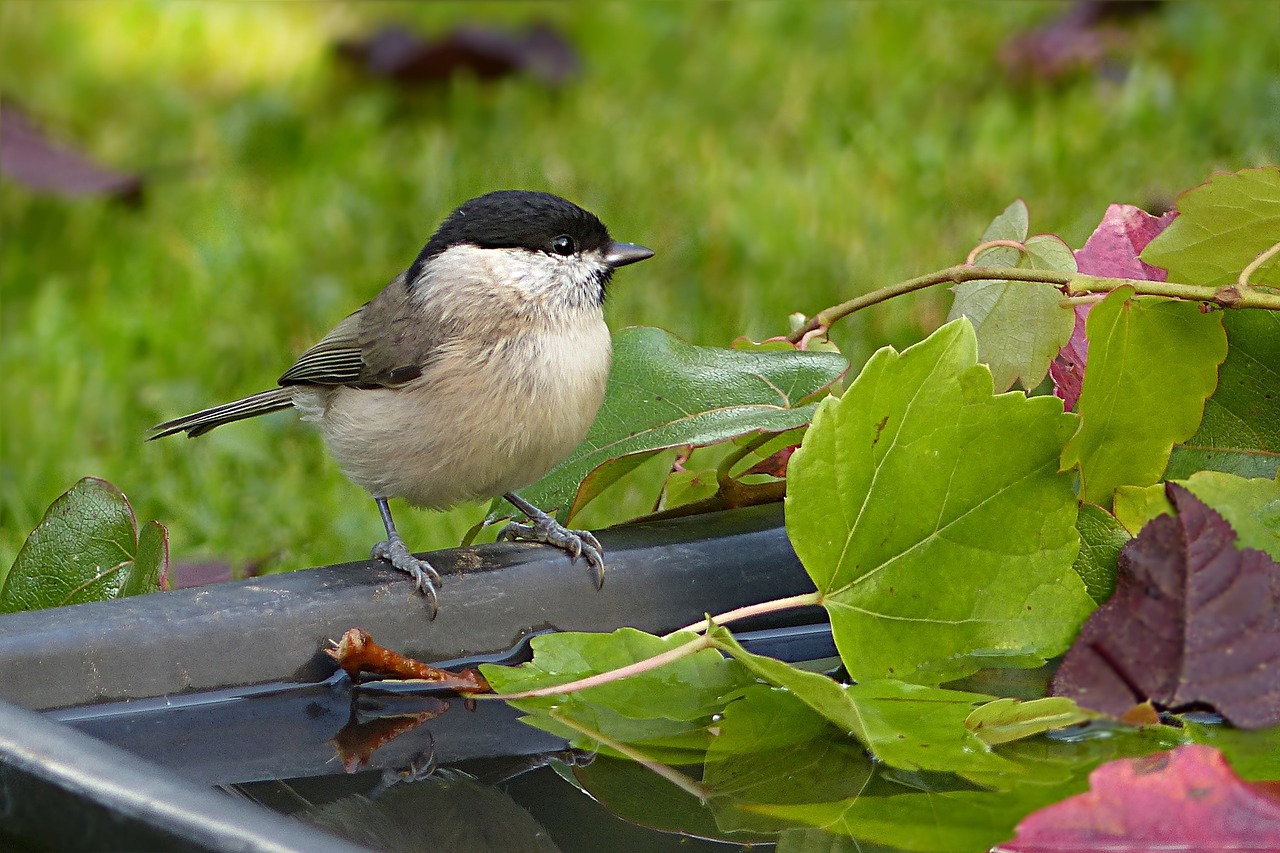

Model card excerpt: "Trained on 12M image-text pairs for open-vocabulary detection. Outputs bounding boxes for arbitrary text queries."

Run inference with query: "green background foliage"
[3,2,1278,575]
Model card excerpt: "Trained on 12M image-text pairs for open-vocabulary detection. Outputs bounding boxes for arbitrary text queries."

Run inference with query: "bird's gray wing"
[277,272,452,388]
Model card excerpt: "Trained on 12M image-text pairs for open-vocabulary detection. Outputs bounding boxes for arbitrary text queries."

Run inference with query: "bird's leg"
[371,497,442,617]
[498,492,605,588]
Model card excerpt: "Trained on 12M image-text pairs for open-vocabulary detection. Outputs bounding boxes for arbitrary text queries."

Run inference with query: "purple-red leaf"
[1050,483,1280,728]
[335,23,580,87]
[0,101,143,202]
[1050,204,1176,409]
[998,744,1280,852]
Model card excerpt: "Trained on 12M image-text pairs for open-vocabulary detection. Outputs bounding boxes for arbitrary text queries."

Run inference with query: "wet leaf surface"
[999,744,1280,851]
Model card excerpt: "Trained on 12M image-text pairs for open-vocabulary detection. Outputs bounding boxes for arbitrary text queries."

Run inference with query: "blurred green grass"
[2,2,1277,576]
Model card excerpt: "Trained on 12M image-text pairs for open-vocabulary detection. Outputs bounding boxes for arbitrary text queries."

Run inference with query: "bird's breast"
[302,313,612,509]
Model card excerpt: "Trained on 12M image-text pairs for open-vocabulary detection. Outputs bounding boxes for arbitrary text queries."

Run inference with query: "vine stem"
[1239,240,1280,289]
[548,711,714,802]
[472,632,714,701]
[786,264,1280,344]
[965,239,1028,265]
[665,591,824,639]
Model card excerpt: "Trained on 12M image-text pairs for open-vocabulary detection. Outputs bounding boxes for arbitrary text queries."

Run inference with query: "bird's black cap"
[410,190,614,277]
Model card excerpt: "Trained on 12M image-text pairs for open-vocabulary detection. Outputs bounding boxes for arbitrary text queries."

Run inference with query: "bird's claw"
[372,537,442,618]
[498,516,606,589]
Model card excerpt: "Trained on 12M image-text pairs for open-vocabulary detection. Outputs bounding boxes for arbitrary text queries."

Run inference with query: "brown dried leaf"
[334,23,579,87]
[327,628,491,693]
[0,101,143,202]
[1051,483,1280,728]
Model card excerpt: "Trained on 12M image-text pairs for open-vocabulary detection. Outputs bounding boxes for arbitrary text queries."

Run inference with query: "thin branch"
[787,264,1280,344]
[637,479,786,523]
[715,431,776,491]
[665,591,824,639]
[548,711,714,802]
[1238,240,1280,289]
[476,632,713,701]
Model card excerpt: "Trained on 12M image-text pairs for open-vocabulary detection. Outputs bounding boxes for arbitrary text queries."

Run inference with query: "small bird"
[150,190,653,616]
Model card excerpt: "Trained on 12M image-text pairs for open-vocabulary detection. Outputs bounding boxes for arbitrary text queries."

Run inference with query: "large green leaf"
[1061,287,1228,507]
[1165,310,1280,480]
[1141,165,1280,287]
[1,478,168,613]
[519,326,847,522]
[948,200,1077,392]
[785,318,1091,685]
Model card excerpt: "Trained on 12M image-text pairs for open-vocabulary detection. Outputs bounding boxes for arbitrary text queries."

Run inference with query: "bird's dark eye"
[551,235,576,256]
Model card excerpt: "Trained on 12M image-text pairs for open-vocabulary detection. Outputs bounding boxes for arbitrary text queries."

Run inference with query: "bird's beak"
[604,241,655,269]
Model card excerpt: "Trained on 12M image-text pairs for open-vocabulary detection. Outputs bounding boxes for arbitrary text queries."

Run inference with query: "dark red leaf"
[1051,484,1280,729]
[335,23,580,87]
[999,744,1280,852]
[1050,204,1176,409]
[0,101,143,202]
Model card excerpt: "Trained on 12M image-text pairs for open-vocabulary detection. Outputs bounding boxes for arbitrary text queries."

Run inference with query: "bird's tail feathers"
[148,388,293,439]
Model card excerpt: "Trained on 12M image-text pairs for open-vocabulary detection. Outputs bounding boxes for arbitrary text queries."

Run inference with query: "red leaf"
[0,101,143,202]
[1050,204,1176,409]
[1050,484,1280,728]
[1048,307,1089,412]
[1074,204,1176,281]
[999,744,1280,852]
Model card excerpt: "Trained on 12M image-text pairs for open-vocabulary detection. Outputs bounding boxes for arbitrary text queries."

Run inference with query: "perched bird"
[150,190,653,616]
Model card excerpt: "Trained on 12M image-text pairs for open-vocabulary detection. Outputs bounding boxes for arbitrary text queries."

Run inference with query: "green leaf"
[1115,472,1280,559]
[1061,288,1228,507]
[519,326,848,522]
[711,628,1018,783]
[1165,310,1280,480]
[481,628,750,761]
[786,318,1092,685]
[948,220,1078,392]
[964,697,1097,746]
[1073,503,1129,603]
[567,450,662,520]
[1141,166,1280,287]
[1,478,168,613]
[483,629,747,721]
[656,467,720,512]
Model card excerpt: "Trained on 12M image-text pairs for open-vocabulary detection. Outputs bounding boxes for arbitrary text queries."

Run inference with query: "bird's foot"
[498,508,605,589]
[372,536,442,618]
